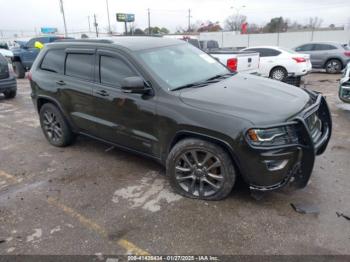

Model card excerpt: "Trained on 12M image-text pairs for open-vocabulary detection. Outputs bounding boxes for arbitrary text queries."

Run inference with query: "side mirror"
[121,76,151,94]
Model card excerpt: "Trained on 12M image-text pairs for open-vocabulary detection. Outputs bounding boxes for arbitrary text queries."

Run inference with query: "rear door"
[91,49,158,155]
[312,44,338,67]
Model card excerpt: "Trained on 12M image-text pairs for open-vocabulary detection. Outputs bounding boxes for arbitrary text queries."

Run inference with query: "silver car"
[294,42,350,74]
[339,63,350,103]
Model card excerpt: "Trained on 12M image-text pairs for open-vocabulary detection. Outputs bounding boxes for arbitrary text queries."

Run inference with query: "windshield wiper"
[171,82,208,91]
[205,73,235,81]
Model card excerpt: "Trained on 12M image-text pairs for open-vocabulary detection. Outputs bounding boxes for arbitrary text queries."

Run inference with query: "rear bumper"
[238,94,332,191]
[0,75,17,92]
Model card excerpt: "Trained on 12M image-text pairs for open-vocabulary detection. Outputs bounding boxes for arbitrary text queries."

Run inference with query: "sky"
[0,0,349,36]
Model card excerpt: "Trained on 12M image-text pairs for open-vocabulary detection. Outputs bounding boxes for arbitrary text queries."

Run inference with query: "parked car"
[0,48,14,60]
[184,38,260,74]
[241,46,312,86]
[294,42,350,74]
[339,62,350,103]
[30,37,332,200]
[0,54,17,99]
[11,36,71,79]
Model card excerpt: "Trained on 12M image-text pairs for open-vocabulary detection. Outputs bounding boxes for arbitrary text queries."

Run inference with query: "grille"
[305,111,322,144]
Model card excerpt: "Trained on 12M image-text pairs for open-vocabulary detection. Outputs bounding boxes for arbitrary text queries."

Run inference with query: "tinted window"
[100,56,136,87]
[246,48,280,57]
[296,44,314,51]
[207,40,219,49]
[187,39,200,49]
[313,44,337,51]
[40,49,65,74]
[65,53,94,81]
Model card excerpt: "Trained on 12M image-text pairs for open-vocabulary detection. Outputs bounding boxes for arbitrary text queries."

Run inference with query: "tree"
[224,14,247,31]
[263,17,288,33]
[160,27,170,34]
[198,21,222,32]
[308,17,323,29]
[134,28,145,35]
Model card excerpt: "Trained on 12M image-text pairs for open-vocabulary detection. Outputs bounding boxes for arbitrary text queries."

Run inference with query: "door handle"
[96,89,109,97]
[56,80,66,86]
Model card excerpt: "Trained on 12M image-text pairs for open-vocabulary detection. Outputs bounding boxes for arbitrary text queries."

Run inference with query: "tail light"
[292,57,306,63]
[28,71,32,81]
[344,51,350,57]
[227,58,238,71]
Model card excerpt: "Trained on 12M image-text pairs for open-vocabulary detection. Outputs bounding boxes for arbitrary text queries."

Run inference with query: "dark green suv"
[29,37,332,200]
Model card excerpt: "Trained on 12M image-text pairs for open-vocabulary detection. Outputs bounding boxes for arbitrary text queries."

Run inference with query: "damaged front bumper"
[240,93,332,192]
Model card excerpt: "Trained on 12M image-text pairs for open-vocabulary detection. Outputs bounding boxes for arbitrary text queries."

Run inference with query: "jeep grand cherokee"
[29,37,332,200]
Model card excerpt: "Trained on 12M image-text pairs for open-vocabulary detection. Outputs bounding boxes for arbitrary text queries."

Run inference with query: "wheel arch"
[36,95,77,132]
[11,56,22,63]
[167,131,242,173]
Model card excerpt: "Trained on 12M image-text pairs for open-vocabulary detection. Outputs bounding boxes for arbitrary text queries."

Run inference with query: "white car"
[242,46,312,81]
[339,62,350,103]
[0,48,13,59]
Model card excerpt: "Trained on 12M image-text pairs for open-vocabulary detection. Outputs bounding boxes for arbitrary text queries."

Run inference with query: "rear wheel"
[167,138,236,200]
[39,103,74,147]
[325,59,342,74]
[270,67,288,81]
[12,61,26,79]
[3,90,16,99]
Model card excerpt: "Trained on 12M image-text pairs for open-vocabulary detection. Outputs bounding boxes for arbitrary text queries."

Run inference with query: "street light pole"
[106,0,111,34]
[59,0,68,37]
[147,8,151,35]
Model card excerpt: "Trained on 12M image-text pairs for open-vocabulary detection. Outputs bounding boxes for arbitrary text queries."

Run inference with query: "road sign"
[41,27,58,34]
[116,13,135,22]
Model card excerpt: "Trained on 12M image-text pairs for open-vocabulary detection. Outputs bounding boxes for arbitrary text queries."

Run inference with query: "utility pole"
[106,0,111,34]
[188,9,192,32]
[88,16,91,32]
[59,0,68,37]
[94,14,99,38]
[147,8,151,35]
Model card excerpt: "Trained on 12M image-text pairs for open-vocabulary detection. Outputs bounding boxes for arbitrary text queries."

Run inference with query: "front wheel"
[12,61,26,79]
[167,138,236,200]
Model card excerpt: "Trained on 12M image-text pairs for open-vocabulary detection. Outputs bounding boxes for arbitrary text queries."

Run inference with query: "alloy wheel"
[42,110,63,143]
[272,69,286,80]
[175,150,225,197]
[326,61,341,73]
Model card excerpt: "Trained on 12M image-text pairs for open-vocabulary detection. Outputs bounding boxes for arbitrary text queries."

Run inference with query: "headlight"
[247,125,299,146]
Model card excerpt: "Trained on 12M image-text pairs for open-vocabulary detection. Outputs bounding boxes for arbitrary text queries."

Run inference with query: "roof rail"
[56,39,114,44]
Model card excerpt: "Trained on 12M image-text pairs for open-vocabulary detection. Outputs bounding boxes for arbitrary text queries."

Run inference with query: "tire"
[12,61,26,79]
[325,59,342,74]
[167,138,236,200]
[270,67,288,81]
[39,103,74,147]
[3,90,16,99]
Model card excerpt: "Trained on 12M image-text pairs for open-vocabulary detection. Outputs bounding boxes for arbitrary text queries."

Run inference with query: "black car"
[0,54,17,99]
[29,37,332,200]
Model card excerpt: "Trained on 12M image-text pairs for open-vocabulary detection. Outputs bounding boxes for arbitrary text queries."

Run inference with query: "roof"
[55,36,184,51]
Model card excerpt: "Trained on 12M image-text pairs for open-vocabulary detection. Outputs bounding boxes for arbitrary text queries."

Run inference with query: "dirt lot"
[0,73,350,256]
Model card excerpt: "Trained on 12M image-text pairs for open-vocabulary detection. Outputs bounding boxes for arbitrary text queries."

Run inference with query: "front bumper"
[0,75,17,93]
[239,93,332,191]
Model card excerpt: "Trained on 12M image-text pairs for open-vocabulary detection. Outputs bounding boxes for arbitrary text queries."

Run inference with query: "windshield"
[137,44,230,90]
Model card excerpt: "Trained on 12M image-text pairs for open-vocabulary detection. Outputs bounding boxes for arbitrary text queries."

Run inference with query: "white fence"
[199,30,350,49]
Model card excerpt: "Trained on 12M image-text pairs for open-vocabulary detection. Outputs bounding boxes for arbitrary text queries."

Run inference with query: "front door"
[91,49,158,156]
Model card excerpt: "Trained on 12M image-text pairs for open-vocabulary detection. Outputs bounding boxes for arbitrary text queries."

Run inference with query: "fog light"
[264,159,289,171]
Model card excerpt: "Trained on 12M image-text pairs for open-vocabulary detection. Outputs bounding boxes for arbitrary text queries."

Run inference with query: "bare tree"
[308,17,323,29]
[224,14,247,31]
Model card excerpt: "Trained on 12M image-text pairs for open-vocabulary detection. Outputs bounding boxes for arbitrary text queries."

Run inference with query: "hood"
[179,73,310,125]
[0,49,13,58]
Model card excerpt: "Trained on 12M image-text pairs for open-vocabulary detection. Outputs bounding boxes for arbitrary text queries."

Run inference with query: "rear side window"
[100,56,135,87]
[65,53,94,81]
[41,49,65,74]
[296,44,314,51]
[247,48,280,57]
[313,44,337,51]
